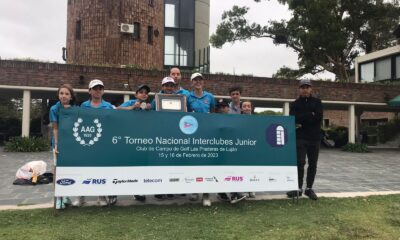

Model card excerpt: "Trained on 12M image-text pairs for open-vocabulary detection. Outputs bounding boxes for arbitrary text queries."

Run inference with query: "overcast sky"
[0,0,334,79]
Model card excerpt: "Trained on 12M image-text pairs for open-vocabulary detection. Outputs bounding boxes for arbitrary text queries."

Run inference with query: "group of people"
[51,67,259,209]
[51,67,323,209]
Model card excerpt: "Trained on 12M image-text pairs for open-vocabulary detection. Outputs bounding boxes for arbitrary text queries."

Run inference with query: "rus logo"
[82,178,106,184]
[224,176,244,182]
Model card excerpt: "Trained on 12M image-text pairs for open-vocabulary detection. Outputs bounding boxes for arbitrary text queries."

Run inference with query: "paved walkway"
[1,147,400,209]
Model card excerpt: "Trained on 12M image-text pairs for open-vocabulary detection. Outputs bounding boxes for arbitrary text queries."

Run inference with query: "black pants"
[296,139,320,189]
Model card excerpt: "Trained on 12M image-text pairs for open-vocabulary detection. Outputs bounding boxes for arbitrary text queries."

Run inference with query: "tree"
[210,0,400,82]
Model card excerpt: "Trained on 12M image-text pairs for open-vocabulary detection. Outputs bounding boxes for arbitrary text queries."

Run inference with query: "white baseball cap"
[190,72,204,81]
[88,79,104,89]
[161,77,176,85]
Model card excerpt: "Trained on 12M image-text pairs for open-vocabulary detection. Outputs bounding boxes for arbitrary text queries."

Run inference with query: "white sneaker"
[72,196,85,207]
[248,192,256,198]
[97,196,108,206]
[202,194,211,207]
[230,193,247,204]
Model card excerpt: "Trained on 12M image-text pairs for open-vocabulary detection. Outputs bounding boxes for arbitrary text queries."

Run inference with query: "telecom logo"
[179,115,198,135]
[143,179,162,183]
[73,118,103,146]
[224,176,244,182]
[82,178,106,184]
[56,178,75,186]
[196,177,204,182]
[266,124,287,147]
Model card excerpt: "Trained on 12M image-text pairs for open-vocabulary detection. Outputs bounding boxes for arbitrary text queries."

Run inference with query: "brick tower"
[66,0,164,69]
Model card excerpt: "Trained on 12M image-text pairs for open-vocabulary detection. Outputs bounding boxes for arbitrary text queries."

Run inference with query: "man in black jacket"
[287,79,323,200]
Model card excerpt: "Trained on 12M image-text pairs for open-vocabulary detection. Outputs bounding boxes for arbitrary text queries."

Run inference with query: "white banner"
[55,166,298,196]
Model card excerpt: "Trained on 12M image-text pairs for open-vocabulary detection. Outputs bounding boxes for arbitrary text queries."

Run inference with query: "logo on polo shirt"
[72,118,103,146]
[179,115,198,135]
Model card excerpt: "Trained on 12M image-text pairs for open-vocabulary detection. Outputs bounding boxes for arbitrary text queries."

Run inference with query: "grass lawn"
[1,195,400,240]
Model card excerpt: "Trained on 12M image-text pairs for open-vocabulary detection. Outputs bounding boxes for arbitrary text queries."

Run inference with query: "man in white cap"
[287,79,323,200]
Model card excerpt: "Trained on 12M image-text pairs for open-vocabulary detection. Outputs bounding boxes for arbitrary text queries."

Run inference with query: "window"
[147,26,153,44]
[133,22,140,40]
[165,0,178,28]
[164,30,178,65]
[323,119,330,128]
[164,0,195,67]
[375,58,391,81]
[396,56,400,79]
[360,62,374,82]
[75,20,81,40]
[179,0,194,29]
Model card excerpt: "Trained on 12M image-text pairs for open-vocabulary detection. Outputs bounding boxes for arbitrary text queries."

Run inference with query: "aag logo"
[82,178,106,184]
[56,178,75,186]
[72,118,103,146]
[179,116,198,135]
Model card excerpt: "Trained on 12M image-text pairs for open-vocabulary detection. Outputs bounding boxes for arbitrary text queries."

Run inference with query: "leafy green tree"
[256,110,283,115]
[210,0,400,81]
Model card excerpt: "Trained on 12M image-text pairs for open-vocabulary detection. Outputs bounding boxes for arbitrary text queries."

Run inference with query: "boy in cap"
[118,84,151,111]
[150,77,178,200]
[287,79,323,200]
[74,79,116,207]
[150,76,177,110]
[81,79,114,109]
[216,99,230,114]
[116,84,151,202]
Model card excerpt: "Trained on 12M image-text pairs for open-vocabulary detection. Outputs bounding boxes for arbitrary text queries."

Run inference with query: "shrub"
[377,118,400,143]
[4,137,50,152]
[342,143,371,153]
[325,126,348,148]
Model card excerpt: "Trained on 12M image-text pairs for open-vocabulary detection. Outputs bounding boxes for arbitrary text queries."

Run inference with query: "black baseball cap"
[136,84,151,93]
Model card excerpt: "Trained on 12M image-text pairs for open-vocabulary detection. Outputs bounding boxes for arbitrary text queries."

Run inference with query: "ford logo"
[56,178,76,186]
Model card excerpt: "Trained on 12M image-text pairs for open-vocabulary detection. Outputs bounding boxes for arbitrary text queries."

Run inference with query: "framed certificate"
[155,94,187,112]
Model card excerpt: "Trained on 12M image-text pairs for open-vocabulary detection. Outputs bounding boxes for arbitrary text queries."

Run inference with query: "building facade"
[65,0,210,71]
